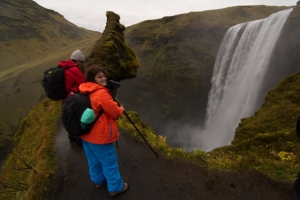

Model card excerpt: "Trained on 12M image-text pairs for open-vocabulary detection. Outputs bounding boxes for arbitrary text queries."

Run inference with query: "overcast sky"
[33,0,297,32]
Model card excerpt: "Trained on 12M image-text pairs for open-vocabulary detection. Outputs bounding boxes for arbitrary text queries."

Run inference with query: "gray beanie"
[70,50,85,61]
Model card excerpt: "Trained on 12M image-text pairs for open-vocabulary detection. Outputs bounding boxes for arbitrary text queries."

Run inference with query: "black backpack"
[62,93,103,145]
[41,66,74,100]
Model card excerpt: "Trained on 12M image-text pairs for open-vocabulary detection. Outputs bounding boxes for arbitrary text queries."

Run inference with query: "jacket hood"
[58,60,78,68]
[79,82,109,94]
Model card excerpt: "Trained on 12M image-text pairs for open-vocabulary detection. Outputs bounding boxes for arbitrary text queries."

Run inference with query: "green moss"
[1,6,298,199]
[0,99,61,200]
[2,70,300,199]
[207,70,300,182]
[117,70,300,184]
[86,11,139,82]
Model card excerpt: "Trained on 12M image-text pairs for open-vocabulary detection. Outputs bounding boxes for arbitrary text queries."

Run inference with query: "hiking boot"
[95,180,107,189]
[110,183,129,197]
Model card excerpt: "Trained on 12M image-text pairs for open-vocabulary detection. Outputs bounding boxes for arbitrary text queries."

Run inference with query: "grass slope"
[0,37,99,157]
[207,70,300,182]
[1,67,299,198]
[0,0,102,157]
[0,0,99,72]
[0,99,61,200]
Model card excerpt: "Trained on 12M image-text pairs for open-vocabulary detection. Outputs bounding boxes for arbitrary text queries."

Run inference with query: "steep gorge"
[118,5,300,150]
[0,1,298,160]
[195,8,295,151]
[1,2,300,198]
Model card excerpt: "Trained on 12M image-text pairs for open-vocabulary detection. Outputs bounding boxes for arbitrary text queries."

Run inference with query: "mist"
[162,8,295,152]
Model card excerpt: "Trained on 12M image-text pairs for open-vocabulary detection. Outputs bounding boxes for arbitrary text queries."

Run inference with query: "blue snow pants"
[82,140,124,193]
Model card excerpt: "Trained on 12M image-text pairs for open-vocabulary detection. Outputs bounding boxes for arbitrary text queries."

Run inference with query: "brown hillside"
[0,0,101,157]
[0,0,99,72]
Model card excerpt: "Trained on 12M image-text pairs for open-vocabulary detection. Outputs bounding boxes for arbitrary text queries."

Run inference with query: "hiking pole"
[122,111,159,158]
[107,80,159,158]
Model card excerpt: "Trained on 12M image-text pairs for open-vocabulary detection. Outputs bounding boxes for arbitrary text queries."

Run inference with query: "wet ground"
[45,125,293,200]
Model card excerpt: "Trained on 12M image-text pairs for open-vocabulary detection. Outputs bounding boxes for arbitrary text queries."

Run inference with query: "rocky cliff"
[118,5,297,142]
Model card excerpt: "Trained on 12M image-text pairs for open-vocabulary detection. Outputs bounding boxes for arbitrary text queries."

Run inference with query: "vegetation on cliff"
[86,11,139,81]
[0,0,99,72]
[0,99,61,200]
[118,67,300,182]
[1,67,300,198]
[1,2,299,199]
[0,0,100,158]
[118,5,295,134]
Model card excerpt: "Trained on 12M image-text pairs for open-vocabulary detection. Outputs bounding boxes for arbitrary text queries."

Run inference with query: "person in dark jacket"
[79,64,128,197]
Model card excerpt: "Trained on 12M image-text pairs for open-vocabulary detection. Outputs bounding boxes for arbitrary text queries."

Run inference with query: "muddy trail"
[44,125,293,200]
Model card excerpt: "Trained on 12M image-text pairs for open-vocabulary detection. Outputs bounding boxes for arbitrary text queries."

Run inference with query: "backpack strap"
[86,92,104,124]
[93,109,104,122]
[58,65,76,71]
[59,65,79,94]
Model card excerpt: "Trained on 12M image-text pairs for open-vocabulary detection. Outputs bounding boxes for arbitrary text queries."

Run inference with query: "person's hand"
[120,106,125,111]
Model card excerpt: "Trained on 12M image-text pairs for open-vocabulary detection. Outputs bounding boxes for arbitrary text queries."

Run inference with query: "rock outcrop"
[86,11,139,81]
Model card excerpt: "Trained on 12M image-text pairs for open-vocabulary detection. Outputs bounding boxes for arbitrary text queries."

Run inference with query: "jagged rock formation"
[86,11,139,81]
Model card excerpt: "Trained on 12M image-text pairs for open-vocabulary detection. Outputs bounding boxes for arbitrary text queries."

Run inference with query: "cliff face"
[265,4,300,82]
[231,3,300,146]
[86,11,139,81]
[117,5,296,135]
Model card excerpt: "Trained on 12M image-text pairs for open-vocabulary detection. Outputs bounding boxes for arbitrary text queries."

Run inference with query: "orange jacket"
[79,82,123,144]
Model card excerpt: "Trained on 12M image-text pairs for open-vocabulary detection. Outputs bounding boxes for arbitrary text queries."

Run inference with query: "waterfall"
[196,8,293,151]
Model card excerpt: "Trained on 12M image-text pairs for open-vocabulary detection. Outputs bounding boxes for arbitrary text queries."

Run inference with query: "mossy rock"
[86,11,139,81]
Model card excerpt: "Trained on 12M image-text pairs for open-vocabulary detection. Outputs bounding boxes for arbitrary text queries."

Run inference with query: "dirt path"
[45,125,293,200]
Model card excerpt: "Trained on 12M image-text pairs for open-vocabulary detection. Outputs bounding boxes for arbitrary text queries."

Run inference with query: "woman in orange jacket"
[79,64,128,197]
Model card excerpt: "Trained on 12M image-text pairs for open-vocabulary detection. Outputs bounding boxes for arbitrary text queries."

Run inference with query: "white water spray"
[193,8,293,151]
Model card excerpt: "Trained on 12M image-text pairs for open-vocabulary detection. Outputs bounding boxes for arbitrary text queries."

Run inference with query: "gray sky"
[33,0,296,32]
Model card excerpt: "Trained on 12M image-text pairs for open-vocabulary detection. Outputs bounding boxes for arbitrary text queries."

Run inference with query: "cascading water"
[189,8,294,152]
